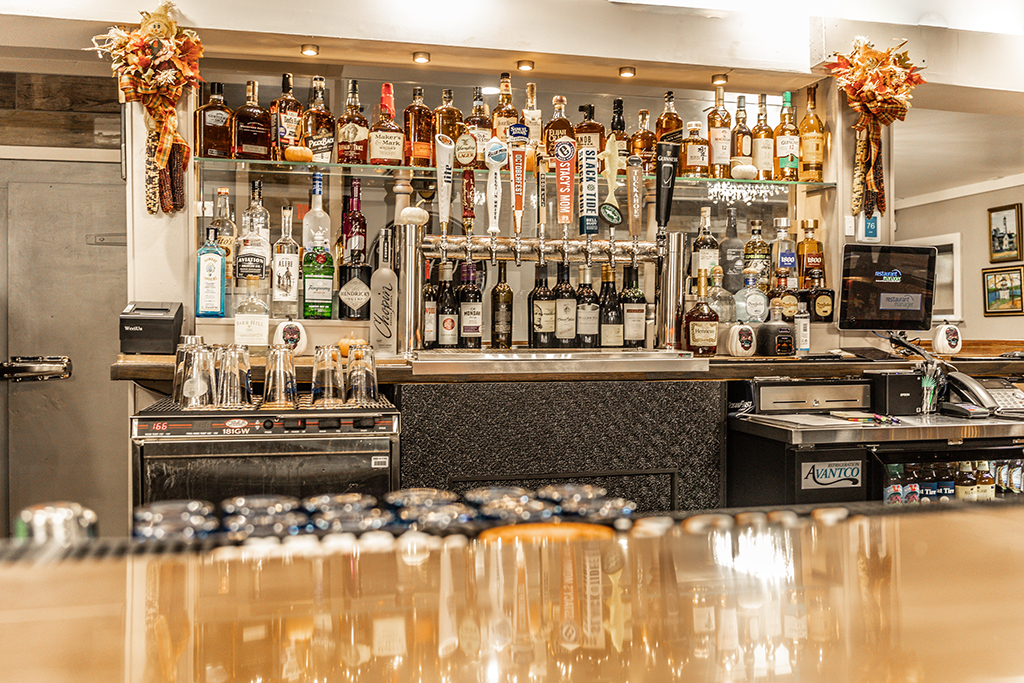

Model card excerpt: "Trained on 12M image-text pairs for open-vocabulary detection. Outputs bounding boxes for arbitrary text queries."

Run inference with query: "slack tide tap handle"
[655,141,680,229]
[553,136,576,265]
[578,145,599,268]
[461,168,475,235]
[485,137,508,236]
[435,134,455,229]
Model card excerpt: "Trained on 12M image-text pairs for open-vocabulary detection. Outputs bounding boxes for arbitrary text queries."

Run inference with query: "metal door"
[2,160,128,535]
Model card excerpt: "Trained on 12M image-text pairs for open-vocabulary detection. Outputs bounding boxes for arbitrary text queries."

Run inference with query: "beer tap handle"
[435,134,455,264]
[654,141,681,335]
[461,168,475,261]
[485,137,508,266]
[508,123,529,267]
[626,155,644,268]
[535,152,548,266]
[578,145,598,269]
[552,136,576,267]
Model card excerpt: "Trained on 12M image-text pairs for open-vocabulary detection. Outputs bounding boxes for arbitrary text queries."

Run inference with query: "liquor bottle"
[954,461,977,501]
[232,80,272,160]
[236,181,271,301]
[464,86,491,170]
[629,109,657,174]
[337,79,369,164]
[302,75,335,164]
[574,104,605,169]
[303,171,331,250]
[621,265,647,348]
[368,83,405,166]
[434,89,465,148]
[769,217,798,288]
[756,300,794,356]
[575,265,600,348]
[543,95,575,157]
[272,206,300,319]
[404,86,434,167]
[751,94,774,180]
[707,85,732,179]
[743,220,772,292]
[436,262,459,349]
[528,264,555,349]
[707,266,735,323]
[491,72,519,143]
[457,262,483,349]
[680,122,709,178]
[210,187,236,289]
[796,219,824,287]
[719,207,744,293]
[794,301,810,355]
[798,84,825,182]
[656,91,684,176]
[730,95,752,167]
[270,73,303,161]
[552,262,578,349]
[422,264,438,350]
[767,268,799,322]
[491,261,514,349]
[196,225,226,318]
[234,275,270,356]
[342,178,366,262]
[194,82,232,158]
[684,268,718,356]
[370,227,398,355]
[610,98,628,170]
[798,268,834,320]
[773,91,800,181]
[302,233,333,320]
[691,207,719,279]
[599,264,623,348]
[734,268,769,323]
[520,83,542,171]
[338,185,371,320]
[976,461,996,501]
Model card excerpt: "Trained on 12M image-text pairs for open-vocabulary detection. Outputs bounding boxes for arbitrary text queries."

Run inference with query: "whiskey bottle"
[629,109,657,174]
[422,264,438,350]
[271,206,300,319]
[734,268,769,323]
[519,82,542,172]
[756,300,794,357]
[681,122,710,178]
[210,187,236,288]
[234,275,270,356]
[621,265,647,348]
[543,95,575,157]
[196,226,226,318]
[404,86,434,167]
[610,98,628,171]
[798,84,825,182]
[302,232,333,320]
[337,79,369,164]
[436,262,459,349]
[553,262,578,349]
[751,94,774,180]
[370,227,398,355]
[194,82,232,158]
[491,72,519,144]
[802,269,834,323]
[796,219,824,287]
[491,260,513,349]
[302,75,335,164]
[744,219,772,291]
[575,104,606,170]
[707,85,732,179]
[598,264,623,348]
[464,86,491,170]
[767,268,799,322]
[691,207,719,280]
[719,207,745,293]
[773,91,800,181]
[708,265,736,323]
[575,265,600,348]
[730,95,752,168]
[684,268,718,356]
[656,91,684,176]
[434,89,465,151]
[368,83,405,166]
[232,80,272,160]
[270,73,303,160]
[528,264,555,348]
[769,217,797,287]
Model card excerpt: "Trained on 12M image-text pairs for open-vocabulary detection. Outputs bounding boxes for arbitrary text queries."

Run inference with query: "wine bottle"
[621,265,647,348]
[458,262,483,349]
[491,261,514,349]
[598,264,623,348]
[575,265,600,348]
[552,262,578,349]
[528,264,555,349]
[436,262,459,349]
[422,262,438,350]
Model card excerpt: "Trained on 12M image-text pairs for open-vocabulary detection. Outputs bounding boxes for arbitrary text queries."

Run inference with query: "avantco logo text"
[800,460,862,489]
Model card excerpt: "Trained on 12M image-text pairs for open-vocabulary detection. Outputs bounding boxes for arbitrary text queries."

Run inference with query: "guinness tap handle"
[655,141,680,228]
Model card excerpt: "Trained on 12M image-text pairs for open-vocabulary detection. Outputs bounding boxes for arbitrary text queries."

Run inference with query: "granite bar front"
[394,379,725,512]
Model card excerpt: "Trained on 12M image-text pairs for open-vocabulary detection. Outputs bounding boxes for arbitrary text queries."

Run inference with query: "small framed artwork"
[982,265,1024,316]
[988,203,1022,262]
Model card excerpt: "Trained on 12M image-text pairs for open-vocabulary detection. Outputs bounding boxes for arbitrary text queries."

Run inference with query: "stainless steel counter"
[408,349,708,376]
[729,412,1024,445]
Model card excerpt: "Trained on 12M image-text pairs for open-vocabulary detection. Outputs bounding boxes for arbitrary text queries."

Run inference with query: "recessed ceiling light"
[517,60,534,71]
[481,86,500,95]
[712,73,728,85]
[413,51,430,64]
[619,66,636,78]
[301,44,319,56]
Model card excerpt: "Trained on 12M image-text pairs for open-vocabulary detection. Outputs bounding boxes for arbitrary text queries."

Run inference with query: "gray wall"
[896,185,1024,340]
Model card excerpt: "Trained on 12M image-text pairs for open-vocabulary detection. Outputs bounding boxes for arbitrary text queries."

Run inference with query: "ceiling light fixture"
[413,51,430,64]
[301,44,319,56]
[712,73,728,85]
[517,60,534,71]
[619,66,636,78]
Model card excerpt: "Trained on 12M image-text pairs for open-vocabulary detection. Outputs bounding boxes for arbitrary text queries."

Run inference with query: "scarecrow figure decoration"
[825,37,925,217]
[89,1,203,214]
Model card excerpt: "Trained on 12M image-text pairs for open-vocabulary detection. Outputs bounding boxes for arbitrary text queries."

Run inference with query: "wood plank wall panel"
[0,74,15,110]
[1,72,120,148]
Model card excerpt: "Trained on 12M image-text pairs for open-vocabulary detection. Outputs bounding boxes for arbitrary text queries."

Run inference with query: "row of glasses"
[174,342,255,410]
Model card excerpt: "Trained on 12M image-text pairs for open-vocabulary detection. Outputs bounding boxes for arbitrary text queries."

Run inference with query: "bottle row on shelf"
[881,460,1019,505]
[195,71,826,183]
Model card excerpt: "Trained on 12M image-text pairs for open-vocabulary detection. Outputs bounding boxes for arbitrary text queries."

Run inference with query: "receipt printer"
[864,369,923,415]
[120,302,183,354]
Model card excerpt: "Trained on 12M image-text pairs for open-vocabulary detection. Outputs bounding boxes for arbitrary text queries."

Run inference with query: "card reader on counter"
[119,302,183,355]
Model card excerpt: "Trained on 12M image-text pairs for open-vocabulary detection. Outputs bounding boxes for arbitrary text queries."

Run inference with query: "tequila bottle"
[303,233,334,320]
[272,206,300,319]
[196,226,226,318]
[767,268,800,322]
[796,219,824,287]
[734,268,769,323]
[234,275,270,356]
[769,217,797,288]
[756,300,794,357]
[802,269,834,323]
[743,219,771,292]
[708,266,736,323]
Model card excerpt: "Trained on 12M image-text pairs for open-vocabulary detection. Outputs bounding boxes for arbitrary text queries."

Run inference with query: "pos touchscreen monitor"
[837,244,937,331]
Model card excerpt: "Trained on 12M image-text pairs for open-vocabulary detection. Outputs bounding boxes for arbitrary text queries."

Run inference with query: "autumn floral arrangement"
[88,1,203,214]
[826,38,926,216]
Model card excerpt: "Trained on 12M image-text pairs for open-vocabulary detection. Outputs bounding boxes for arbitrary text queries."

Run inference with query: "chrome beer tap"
[625,155,644,269]
[535,152,548,267]
[654,141,681,348]
[552,136,576,267]
[507,123,528,267]
[434,134,455,265]
[484,136,508,266]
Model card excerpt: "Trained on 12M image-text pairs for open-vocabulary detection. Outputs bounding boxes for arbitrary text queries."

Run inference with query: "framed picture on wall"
[988,203,1022,262]
[982,265,1024,316]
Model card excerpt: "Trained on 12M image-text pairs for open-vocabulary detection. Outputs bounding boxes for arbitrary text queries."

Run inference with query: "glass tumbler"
[262,344,298,410]
[346,344,378,405]
[180,345,216,410]
[217,344,254,409]
[171,336,204,404]
[312,345,347,408]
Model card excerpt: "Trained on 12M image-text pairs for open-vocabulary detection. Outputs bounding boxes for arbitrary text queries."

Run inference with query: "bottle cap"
[210,82,224,96]
[412,85,424,98]
[500,72,511,80]
[737,95,746,108]
[798,302,807,312]
[687,121,702,131]
[773,217,791,228]
[749,219,763,228]
[801,219,819,229]
[552,95,567,106]
[216,187,229,195]
[664,91,674,101]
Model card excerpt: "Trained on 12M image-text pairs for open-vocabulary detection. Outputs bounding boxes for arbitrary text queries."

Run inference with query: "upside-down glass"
[346,344,378,405]
[171,335,204,404]
[312,344,347,408]
[262,344,298,410]
[217,344,254,409]
[180,345,216,410]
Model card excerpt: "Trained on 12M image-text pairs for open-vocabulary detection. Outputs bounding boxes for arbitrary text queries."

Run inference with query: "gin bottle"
[210,187,236,304]
[235,181,271,304]
[370,227,398,355]
[272,206,300,319]
[234,275,270,356]
[196,226,226,318]
[303,233,334,320]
